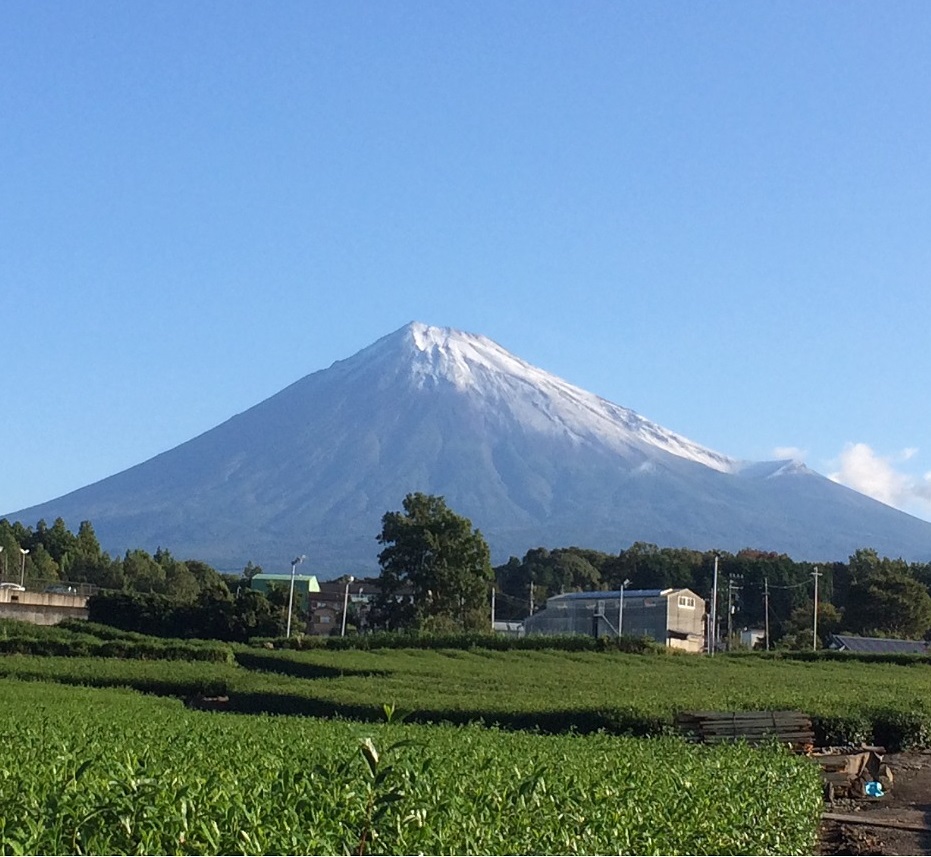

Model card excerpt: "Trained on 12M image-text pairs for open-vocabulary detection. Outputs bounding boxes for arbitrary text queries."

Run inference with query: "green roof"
[252,573,320,592]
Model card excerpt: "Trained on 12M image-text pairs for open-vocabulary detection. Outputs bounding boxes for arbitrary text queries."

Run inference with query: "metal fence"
[0,578,99,597]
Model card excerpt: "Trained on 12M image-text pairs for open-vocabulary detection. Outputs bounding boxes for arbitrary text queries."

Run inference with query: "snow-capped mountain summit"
[345,323,737,473]
[7,322,931,574]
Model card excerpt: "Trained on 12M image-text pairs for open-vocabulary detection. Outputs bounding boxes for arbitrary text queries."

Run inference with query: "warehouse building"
[522,588,705,652]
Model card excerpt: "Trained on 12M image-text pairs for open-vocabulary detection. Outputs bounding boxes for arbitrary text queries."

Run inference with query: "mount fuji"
[7,322,931,575]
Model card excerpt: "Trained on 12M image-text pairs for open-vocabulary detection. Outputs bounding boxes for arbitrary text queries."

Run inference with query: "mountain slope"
[7,322,931,574]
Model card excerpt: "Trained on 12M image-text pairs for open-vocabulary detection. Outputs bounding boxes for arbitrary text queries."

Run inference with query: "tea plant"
[4,643,931,745]
[0,679,821,855]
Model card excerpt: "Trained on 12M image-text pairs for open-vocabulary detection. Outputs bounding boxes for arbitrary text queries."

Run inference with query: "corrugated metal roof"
[831,634,930,654]
[550,589,667,601]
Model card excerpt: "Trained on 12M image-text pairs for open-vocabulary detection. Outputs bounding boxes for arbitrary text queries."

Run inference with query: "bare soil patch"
[818,750,931,855]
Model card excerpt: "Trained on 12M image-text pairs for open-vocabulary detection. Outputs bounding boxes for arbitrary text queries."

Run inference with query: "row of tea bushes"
[232,645,931,748]
[252,629,666,653]
[5,640,931,748]
[0,679,822,855]
[0,618,233,662]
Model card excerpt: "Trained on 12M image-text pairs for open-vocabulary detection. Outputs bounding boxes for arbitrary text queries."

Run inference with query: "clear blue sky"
[3,1,931,523]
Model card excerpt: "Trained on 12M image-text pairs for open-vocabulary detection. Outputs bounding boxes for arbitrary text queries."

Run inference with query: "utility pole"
[726,578,736,650]
[812,566,822,651]
[490,587,496,630]
[729,576,743,650]
[709,555,719,656]
[529,579,534,616]
[764,577,770,652]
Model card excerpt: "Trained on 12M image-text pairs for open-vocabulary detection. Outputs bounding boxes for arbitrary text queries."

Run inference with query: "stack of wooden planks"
[676,709,814,748]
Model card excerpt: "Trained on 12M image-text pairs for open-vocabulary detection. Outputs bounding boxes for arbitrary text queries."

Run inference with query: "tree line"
[364,494,931,646]
[0,517,245,595]
[494,542,931,646]
[0,517,279,641]
[5,497,931,646]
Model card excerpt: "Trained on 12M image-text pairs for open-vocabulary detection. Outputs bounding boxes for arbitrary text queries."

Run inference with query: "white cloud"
[773,446,806,461]
[829,442,931,519]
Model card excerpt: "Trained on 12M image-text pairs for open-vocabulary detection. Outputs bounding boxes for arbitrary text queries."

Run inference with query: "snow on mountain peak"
[381,322,738,474]
[403,322,539,390]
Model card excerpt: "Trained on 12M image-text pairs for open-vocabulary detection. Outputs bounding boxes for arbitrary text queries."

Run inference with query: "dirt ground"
[818,750,931,856]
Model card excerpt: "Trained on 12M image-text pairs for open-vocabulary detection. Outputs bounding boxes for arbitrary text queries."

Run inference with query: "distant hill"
[7,322,931,575]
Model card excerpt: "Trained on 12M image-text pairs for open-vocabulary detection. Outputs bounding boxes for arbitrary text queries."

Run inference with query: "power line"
[765,579,813,590]
[493,590,534,608]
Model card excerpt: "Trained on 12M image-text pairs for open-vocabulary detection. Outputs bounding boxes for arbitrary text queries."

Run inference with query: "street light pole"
[341,576,355,637]
[764,577,770,652]
[19,548,29,587]
[618,578,631,638]
[285,555,305,638]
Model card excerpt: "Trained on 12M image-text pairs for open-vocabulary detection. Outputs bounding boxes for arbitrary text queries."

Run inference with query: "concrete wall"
[664,590,706,653]
[0,590,89,625]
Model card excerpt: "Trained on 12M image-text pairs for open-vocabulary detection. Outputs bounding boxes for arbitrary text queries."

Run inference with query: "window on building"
[678,596,696,609]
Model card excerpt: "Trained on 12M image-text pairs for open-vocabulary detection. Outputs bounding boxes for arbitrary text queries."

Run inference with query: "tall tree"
[122,549,167,594]
[67,520,110,584]
[26,544,59,582]
[844,564,931,639]
[374,493,493,632]
[494,547,604,618]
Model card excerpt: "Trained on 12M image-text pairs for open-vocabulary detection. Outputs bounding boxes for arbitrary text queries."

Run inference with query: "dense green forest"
[0,517,279,641]
[3,512,931,646]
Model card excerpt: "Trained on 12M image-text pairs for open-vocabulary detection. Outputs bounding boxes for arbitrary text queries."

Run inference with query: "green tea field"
[4,622,931,854]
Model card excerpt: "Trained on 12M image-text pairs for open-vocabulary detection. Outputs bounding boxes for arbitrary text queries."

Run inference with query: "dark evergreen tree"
[242,561,263,581]
[844,560,931,639]
[121,549,167,594]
